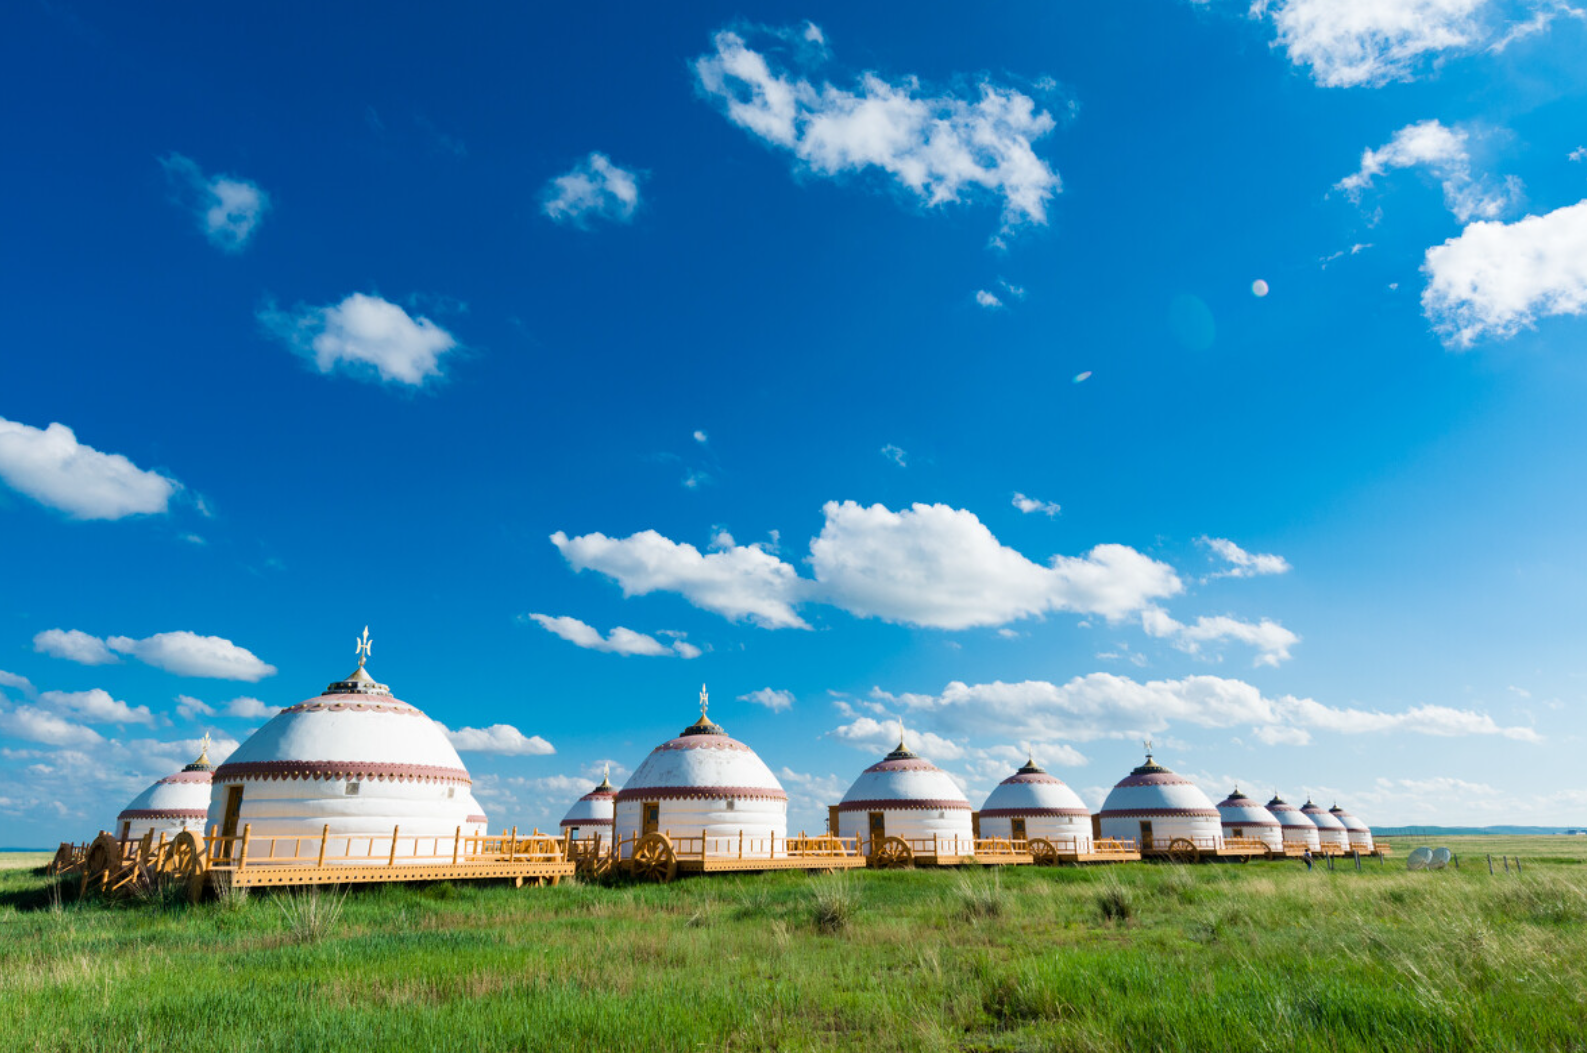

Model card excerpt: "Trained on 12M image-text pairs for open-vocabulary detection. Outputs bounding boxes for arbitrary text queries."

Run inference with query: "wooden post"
[1488,853,1494,875]
[509,826,518,862]
[1517,857,1523,874]
[452,827,461,866]
[739,830,744,859]
[1504,855,1510,873]
[317,825,329,867]
[1354,851,1361,871]
[388,826,400,866]
[238,823,251,868]
[934,831,940,861]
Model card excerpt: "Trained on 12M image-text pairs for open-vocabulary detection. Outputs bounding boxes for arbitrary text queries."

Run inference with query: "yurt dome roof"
[117,738,215,826]
[561,766,618,827]
[838,724,969,812]
[1098,745,1218,819]
[979,755,1088,818]
[614,687,786,805]
[1215,787,1279,826]
[1301,798,1348,830]
[1328,803,1370,832]
[212,634,473,790]
[1265,793,1315,825]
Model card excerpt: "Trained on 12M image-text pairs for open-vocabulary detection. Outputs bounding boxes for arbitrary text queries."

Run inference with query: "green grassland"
[1,836,1584,1052]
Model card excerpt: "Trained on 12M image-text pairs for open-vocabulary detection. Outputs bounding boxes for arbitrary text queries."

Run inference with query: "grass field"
[1,836,1584,1052]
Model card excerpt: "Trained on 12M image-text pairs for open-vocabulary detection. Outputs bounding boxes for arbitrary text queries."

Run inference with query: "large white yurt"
[559,767,616,840]
[1265,794,1320,851]
[113,739,215,841]
[206,631,489,859]
[1215,787,1283,852]
[1301,798,1352,851]
[1097,746,1223,850]
[1329,803,1375,852]
[612,687,787,859]
[834,727,974,856]
[976,755,1091,852]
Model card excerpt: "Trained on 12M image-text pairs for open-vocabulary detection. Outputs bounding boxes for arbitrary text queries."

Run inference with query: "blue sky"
[3,1,1586,845]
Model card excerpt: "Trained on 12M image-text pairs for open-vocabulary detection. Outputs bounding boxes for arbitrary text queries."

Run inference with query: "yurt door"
[1011,818,1027,842]
[218,785,244,860]
[1139,820,1154,849]
[642,803,660,836]
[119,821,130,841]
[868,812,885,845]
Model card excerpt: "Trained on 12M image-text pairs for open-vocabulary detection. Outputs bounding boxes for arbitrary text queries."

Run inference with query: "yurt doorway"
[119,821,131,840]
[1139,820,1154,849]
[642,803,660,836]
[868,812,885,844]
[217,785,244,860]
[1011,818,1027,842]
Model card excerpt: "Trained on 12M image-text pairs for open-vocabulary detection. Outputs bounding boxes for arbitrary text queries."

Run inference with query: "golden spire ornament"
[355,626,373,668]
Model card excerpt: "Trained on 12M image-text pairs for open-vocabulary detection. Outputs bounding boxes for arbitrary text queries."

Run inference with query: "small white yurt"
[976,755,1091,853]
[1265,794,1320,851]
[1098,745,1223,850]
[206,631,489,860]
[1329,803,1375,852]
[559,767,617,840]
[113,739,215,841]
[612,687,787,859]
[834,726,974,856]
[1215,787,1283,852]
[1301,798,1352,851]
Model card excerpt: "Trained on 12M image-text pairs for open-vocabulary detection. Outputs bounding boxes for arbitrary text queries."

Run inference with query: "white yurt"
[976,755,1092,852]
[113,739,215,841]
[1329,803,1375,852]
[1097,746,1223,850]
[834,726,974,856]
[559,767,616,840]
[1264,794,1320,851]
[1215,787,1283,852]
[1301,798,1352,851]
[612,687,787,859]
[206,631,489,860]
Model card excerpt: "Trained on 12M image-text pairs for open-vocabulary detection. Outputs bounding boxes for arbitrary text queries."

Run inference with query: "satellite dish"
[1430,847,1451,870]
[1407,847,1433,871]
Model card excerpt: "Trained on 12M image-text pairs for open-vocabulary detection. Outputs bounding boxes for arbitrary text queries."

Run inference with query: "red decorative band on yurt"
[211,760,472,785]
[116,809,208,821]
[863,757,942,773]
[998,772,1064,785]
[280,699,425,716]
[614,785,788,802]
[1221,818,1280,826]
[1097,807,1219,818]
[1112,771,1195,788]
[155,771,214,785]
[978,807,1090,818]
[465,814,488,824]
[653,736,753,753]
[836,798,972,812]
[560,817,614,827]
[578,791,617,802]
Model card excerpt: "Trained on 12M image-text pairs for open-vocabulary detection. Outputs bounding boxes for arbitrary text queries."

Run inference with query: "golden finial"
[699,683,709,719]
[355,626,373,668]
[897,717,907,751]
[1143,738,1153,760]
[196,732,211,767]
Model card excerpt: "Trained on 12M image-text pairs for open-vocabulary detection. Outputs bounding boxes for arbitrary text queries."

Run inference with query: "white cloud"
[525,613,700,658]
[831,716,966,760]
[551,528,810,629]
[174,695,215,720]
[1570,146,1587,162]
[160,153,269,252]
[223,697,281,719]
[694,26,1062,232]
[0,670,33,697]
[0,705,104,748]
[554,501,1182,632]
[1012,492,1061,517]
[0,417,180,520]
[1335,119,1518,222]
[873,673,1539,744]
[1142,607,1300,667]
[880,444,908,467]
[1252,724,1313,745]
[740,687,794,712]
[97,631,277,681]
[444,724,556,756]
[975,290,1003,309]
[693,430,709,443]
[1255,0,1489,87]
[1422,198,1587,346]
[541,152,642,227]
[38,688,154,726]
[259,292,460,387]
[1490,2,1586,50]
[33,628,121,665]
[1200,536,1292,578]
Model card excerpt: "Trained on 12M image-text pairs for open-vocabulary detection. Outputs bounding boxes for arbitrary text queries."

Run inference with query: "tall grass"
[809,873,858,933]
[274,884,347,943]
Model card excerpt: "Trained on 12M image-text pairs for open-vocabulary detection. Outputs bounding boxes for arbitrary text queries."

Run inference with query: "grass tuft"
[274,885,347,943]
[954,867,1007,920]
[809,874,859,933]
[1096,877,1134,924]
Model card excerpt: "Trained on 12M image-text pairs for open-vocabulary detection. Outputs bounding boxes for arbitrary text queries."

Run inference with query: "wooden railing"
[601,830,862,861]
[203,824,568,873]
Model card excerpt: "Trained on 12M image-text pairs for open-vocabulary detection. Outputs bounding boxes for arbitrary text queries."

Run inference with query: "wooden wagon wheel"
[1166,838,1200,865]
[869,836,913,870]
[1028,838,1058,866]
[48,843,72,876]
[629,833,678,883]
[79,833,120,897]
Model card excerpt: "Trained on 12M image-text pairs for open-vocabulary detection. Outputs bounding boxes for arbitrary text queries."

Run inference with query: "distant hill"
[1375,825,1585,837]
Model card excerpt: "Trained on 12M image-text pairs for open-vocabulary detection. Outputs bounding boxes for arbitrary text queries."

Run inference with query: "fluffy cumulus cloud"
[34,628,121,665]
[1141,607,1300,667]
[974,290,1003,309]
[541,153,642,227]
[160,153,269,252]
[444,723,556,756]
[222,697,282,719]
[0,706,104,748]
[831,715,967,760]
[38,688,154,726]
[1012,492,1061,517]
[259,293,460,387]
[1335,120,1518,222]
[1254,0,1489,87]
[1422,198,1587,346]
[694,25,1062,231]
[0,417,180,520]
[869,673,1540,745]
[740,687,795,712]
[0,670,33,696]
[1200,537,1291,578]
[525,614,700,658]
[553,501,1182,632]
